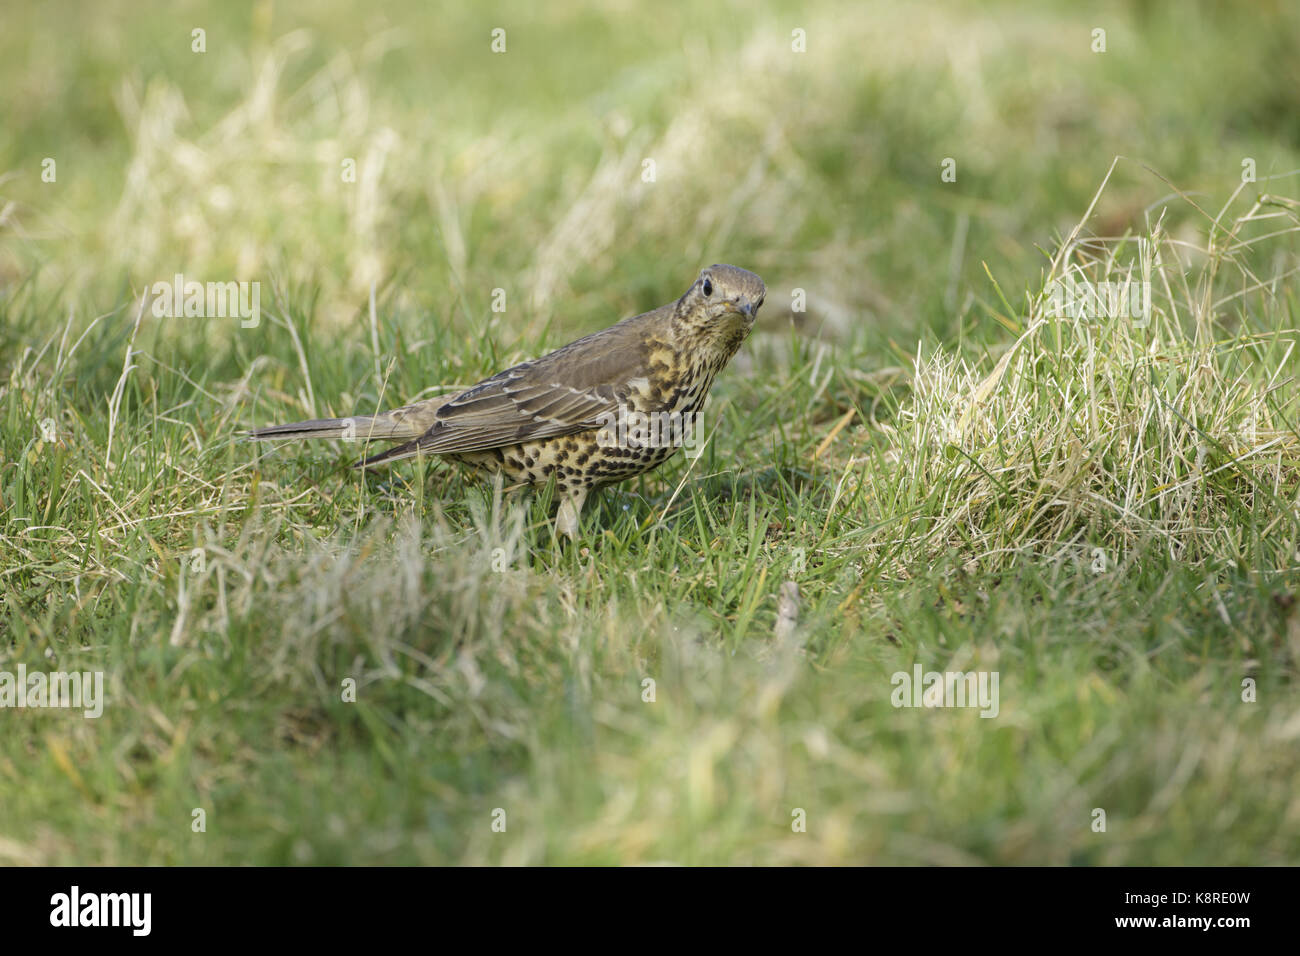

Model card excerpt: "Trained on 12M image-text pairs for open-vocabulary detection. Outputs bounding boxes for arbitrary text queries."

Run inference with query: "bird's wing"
[415,369,621,453]
[413,312,663,456]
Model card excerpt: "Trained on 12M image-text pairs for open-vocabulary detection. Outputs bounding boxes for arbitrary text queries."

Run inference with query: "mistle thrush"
[248,264,766,537]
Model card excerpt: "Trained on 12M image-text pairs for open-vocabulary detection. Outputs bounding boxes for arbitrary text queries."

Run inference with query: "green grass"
[2,0,1300,864]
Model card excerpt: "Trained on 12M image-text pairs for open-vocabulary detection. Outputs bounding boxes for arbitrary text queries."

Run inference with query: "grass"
[2,0,1300,864]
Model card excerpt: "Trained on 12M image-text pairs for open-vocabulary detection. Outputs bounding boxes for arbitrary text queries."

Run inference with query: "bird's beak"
[729,298,757,320]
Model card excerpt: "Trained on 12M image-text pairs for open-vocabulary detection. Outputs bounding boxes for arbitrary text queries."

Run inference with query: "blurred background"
[4,0,1298,356]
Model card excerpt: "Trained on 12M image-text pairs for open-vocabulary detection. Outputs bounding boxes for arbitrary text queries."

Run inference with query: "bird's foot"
[554,489,589,540]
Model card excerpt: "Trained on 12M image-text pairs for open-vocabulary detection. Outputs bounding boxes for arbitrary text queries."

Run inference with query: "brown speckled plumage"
[249,264,765,536]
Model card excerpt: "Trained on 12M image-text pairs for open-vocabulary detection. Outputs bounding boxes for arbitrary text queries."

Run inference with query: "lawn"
[1,0,1299,864]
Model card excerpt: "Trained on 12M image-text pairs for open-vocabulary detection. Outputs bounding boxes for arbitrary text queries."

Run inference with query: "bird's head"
[673,264,766,355]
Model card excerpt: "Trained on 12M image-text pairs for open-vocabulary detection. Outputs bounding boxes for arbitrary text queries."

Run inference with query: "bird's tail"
[247,396,452,460]
[247,414,416,442]
[352,437,426,469]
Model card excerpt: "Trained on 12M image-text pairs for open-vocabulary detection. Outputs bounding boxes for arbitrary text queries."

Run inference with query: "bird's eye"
[701,277,713,297]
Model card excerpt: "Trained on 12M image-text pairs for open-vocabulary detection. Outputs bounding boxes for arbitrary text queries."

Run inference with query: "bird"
[248,264,766,538]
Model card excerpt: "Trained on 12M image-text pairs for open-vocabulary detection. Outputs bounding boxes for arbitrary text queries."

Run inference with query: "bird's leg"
[555,487,589,540]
